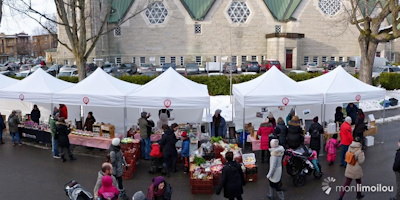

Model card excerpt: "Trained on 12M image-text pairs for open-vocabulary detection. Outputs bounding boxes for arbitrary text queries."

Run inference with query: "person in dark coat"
[0,112,5,144]
[159,124,178,176]
[56,117,75,162]
[335,106,344,125]
[346,103,358,125]
[216,151,245,200]
[274,117,288,148]
[353,109,366,148]
[393,139,400,200]
[286,116,304,150]
[30,104,41,124]
[83,112,96,132]
[308,116,324,156]
[211,109,227,137]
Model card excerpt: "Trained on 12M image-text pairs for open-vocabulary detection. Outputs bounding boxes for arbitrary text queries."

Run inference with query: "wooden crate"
[101,124,115,138]
[190,178,214,194]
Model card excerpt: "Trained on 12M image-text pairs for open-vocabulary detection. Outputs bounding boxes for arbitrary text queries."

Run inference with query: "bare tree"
[7,0,156,81]
[345,0,400,84]
[33,14,57,35]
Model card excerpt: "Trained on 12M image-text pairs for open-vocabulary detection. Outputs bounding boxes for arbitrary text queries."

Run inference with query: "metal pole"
[123,96,127,136]
[242,106,246,150]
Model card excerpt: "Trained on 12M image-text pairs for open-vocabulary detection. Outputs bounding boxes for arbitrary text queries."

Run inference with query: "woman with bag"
[266,139,285,200]
[0,112,5,144]
[338,137,365,200]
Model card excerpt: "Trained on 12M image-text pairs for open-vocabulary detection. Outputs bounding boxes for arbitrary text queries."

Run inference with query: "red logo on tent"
[19,94,24,101]
[164,99,172,108]
[355,95,361,102]
[83,97,90,105]
[282,97,289,106]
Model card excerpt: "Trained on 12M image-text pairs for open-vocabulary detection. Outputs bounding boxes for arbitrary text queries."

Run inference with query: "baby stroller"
[149,142,165,174]
[65,180,93,200]
[284,146,323,187]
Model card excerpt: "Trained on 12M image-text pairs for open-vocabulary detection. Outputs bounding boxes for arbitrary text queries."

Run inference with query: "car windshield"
[391,67,400,72]
[186,64,198,68]
[308,63,317,66]
[58,72,71,76]
[270,61,280,64]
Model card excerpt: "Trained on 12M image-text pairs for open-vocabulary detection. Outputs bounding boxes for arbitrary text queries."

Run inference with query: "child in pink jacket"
[325,134,340,166]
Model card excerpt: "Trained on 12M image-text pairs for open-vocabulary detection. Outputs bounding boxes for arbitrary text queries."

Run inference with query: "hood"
[152,176,165,187]
[269,145,285,156]
[101,175,113,187]
[349,141,362,149]
[260,122,272,127]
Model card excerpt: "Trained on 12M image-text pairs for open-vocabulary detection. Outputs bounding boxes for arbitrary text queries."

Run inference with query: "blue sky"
[0,0,56,35]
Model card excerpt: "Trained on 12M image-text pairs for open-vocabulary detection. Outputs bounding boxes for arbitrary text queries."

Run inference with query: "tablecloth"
[68,134,112,149]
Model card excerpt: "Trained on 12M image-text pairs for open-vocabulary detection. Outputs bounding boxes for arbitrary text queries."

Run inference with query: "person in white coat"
[266,139,285,200]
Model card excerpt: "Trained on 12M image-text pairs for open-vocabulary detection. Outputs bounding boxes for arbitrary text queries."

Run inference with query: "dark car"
[322,61,342,70]
[223,62,238,73]
[46,64,63,76]
[86,63,98,73]
[262,60,282,71]
[0,70,16,77]
[162,63,176,72]
[185,63,200,75]
[241,61,261,73]
[102,64,119,73]
[119,63,137,75]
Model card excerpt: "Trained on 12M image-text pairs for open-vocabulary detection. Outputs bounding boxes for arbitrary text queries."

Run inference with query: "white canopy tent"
[0,73,19,89]
[126,68,210,124]
[52,68,141,134]
[0,68,74,103]
[299,66,386,104]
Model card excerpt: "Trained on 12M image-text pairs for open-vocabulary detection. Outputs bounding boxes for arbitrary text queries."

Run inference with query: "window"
[171,56,176,64]
[195,56,202,65]
[180,56,184,66]
[231,56,237,63]
[251,56,257,61]
[64,60,69,65]
[304,56,309,64]
[241,56,247,63]
[313,56,318,64]
[213,56,217,62]
[115,57,121,64]
[330,56,335,61]
[376,52,381,57]
[194,24,201,34]
[261,55,265,61]
[322,56,327,63]
[160,57,166,65]
[275,25,281,33]
[339,56,343,62]
[140,57,146,65]
[145,2,168,24]
[347,57,350,62]
[318,0,342,16]
[227,1,250,23]
[114,27,121,37]
[132,57,136,64]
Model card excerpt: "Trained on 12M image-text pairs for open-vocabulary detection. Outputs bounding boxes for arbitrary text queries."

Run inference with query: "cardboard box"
[365,136,375,147]
[364,127,377,136]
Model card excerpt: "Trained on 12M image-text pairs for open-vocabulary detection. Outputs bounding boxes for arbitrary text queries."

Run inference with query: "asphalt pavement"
[0,120,399,200]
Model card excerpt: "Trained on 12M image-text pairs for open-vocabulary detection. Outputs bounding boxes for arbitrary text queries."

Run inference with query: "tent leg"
[208,108,211,137]
[123,107,127,137]
[319,104,325,157]
[242,107,245,151]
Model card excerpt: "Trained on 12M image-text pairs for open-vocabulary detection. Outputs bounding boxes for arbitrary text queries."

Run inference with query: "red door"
[286,49,293,69]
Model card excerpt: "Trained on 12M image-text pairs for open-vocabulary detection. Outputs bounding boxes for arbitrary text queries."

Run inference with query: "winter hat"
[215,109,222,114]
[313,116,319,123]
[152,176,165,187]
[132,191,146,200]
[181,131,188,137]
[141,112,148,118]
[289,115,301,126]
[98,176,119,198]
[270,139,279,148]
[112,138,120,146]
[268,112,274,118]
[345,116,352,123]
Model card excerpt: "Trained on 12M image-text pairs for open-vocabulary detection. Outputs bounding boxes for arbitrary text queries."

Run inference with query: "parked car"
[60,65,77,72]
[86,63,98,73]
[137,64,155,74]
[30,65,48,72]
[162,63,176,72]
[185,63,200,75]
[241,61,261,73]
[102,64,119,74]
[372,66,400,79]
[262,59,282,71]
[16,70,33,77]
[304,62,322,72]
[57,69,78,77]
[223,62,238,73]
[206,62,224,73]
[119,63,137,75]
[46,64,63,76]
[19,64,34,72]
[0,70,16,77]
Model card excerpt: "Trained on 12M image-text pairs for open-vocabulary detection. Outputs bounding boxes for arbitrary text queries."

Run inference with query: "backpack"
[150,143,163,158]
[345,151,357,165]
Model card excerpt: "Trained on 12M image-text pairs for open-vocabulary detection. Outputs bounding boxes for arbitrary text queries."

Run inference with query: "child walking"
[325,134,340,166]
[181,132,190,173]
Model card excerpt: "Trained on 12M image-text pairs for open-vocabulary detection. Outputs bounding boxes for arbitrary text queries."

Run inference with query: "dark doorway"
[286,49,293,69]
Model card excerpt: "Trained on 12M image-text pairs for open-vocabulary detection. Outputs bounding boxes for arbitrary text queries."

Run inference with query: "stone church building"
[56,0,400,69]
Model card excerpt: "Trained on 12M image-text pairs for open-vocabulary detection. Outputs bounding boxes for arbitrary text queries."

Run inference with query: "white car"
[57,69,78,77]
[304,62,322,72]
[60,65,77,73]
[16,70,33,77]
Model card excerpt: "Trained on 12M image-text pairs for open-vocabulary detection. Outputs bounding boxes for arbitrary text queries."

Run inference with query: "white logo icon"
[322,177,336,195]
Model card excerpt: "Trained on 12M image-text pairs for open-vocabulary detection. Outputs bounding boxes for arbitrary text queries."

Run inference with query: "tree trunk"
[76,56,87,81]
[358,35,378,85]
